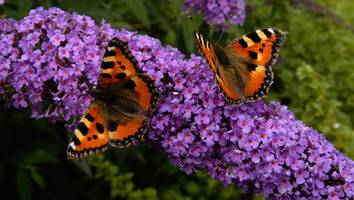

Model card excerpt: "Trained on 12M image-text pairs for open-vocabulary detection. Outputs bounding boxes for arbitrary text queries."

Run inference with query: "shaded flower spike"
[1,7,353,199]
[184,0,245,30]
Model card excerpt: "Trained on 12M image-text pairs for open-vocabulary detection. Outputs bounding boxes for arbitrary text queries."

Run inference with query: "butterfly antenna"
[186,16,214,84]
[188,15,210,36]
[184,15,203,80]
[216,30,225,43]
[215,11,235,43]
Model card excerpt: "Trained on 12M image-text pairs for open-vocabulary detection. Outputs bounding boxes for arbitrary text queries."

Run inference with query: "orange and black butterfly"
[194,28,286,106]
[67,38,159,160]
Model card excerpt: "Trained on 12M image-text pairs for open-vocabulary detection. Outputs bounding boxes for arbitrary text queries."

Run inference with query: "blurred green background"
[0,0,353,199]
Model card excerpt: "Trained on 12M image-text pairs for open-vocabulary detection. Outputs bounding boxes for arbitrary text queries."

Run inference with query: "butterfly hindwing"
[67,103,109,159]
[109,74,159,147]
[109,116,145,147]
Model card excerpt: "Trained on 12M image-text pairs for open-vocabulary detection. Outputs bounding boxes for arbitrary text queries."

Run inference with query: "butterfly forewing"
[194,32,218,73]
[99,39,139,87]
[67,103,109,159]
[230,29,284,66]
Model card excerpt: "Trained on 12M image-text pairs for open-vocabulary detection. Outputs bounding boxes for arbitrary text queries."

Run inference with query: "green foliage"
[122,0,151,29]
[289,63,353,155]
[17,167,32,200]
[85,152,255,200]
[89,156,158,199]
[1,0,353,200]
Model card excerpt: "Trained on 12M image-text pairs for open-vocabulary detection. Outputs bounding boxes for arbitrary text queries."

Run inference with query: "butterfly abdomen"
[92,90,114,104]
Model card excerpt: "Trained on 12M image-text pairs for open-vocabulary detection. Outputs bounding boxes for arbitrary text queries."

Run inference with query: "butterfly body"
[92,80,145,121]
[67,38,158,160]
[195,28,286,106]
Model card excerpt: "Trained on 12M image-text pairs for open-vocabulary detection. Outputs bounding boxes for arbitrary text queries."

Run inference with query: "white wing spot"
[268,28,275,34]
[69,142,76,150]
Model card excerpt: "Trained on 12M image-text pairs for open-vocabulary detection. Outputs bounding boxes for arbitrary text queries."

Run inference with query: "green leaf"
[17,167,32,200]
[24,150,58,165]
[143,188,158,199]
[71,160,93,177]
[182,14,203,53]
[122,0,150,28]
[17,0,33,14]
[54,0,118,23]
[185,181,200,195]
[164,30,177,46]
[29,169,45,189]
[144,0,173,31]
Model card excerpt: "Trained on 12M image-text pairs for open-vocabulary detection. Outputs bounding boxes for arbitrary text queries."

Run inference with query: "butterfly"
[194,28,286,106]
[67,38,159,160]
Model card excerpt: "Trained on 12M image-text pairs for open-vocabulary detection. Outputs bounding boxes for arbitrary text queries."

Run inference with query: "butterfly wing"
[67,102,109,160]
[194,32,219,74]
[99,38,139,87]
[100,39,159,147]
[225,28,286,105]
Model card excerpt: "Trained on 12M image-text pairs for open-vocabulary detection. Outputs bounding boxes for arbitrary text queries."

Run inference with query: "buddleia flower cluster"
[0,7,353,199]
[184,0,246,30]
[0,7,112,127]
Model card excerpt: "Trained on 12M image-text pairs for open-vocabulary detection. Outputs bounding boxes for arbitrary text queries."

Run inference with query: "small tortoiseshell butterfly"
[194,28,286,106]
[67,38,159,160]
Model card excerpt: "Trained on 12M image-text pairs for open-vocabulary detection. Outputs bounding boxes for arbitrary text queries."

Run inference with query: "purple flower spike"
[0,7,109,128]
[184,0,245,30]
[1,8,353,199]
